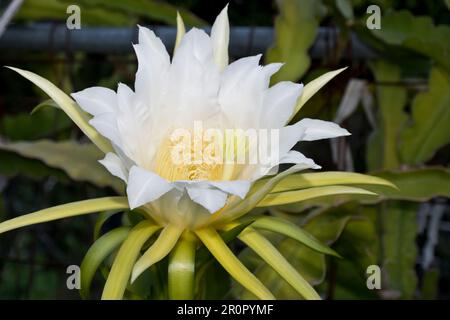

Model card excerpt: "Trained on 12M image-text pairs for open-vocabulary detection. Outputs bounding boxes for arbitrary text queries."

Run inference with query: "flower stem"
[168,231,196,299]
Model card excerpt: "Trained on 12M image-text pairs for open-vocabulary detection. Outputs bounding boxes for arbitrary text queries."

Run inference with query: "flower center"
[153,129,225,181]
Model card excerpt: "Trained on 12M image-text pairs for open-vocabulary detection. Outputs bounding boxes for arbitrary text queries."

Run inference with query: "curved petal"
[115,83,157,164]
[219,55,261,96]
[168,28,220,123]
[133,26,170,108]
[210,180,252,199]
[174,12,186,53]
[211,4,229,71]
[8,67,112,154]
[279,150,320,169]
[99,152,129,182]
[277,118,350,158]
[257,151,320,180]
[186,185,228,213]
[71,87,117,116]
[219,56,282,128]
[296,118,351,141]
[278,122,306,156]
[126,166,173,209]
[289,67,347,122]
[116,83,135,112]
[262,81,303,128]
[89,113,122,148]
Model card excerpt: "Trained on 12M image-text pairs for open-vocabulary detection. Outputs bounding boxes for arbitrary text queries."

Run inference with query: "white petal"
[133,26,170,108]
[210,180,251,199]
[277,118,349,157]
[99,152,129,182]
[279,150,321,169]
[186,185,228,213]
[219,57,283,128]
[71,87,116,116]
[258,151,320,178]
[126,166,173,209]
[167,28,220,122]
[89,113,122,148]
[278,121,307,156]
[116,83,135,111]
[263,82,303,128]
[219,54,261,103]
[297,118,351,141]
[211,4,229,71]
[114,83,155,164]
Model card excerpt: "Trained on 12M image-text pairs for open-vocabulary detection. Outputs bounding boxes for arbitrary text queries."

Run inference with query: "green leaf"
[15,0,133,26]
[381,201,418,299]
[261,171,396,193]
[102,221,161,300]
[1,108,70,141]
[195,227,274,300]
[278,168,450,208]
[399,68,450,164]
[0,139,123,193]
[266,0,327,83]
[0,149,70,181]
[0,196,129,234]
[251,216,340,257]
[7,67,113,154]
[367,60,407,170]
[132,224,183,282]
[368,168,450,202]
[371,10,450,72]
[335,0,354,20]
[237,227,321,300]
[168,232,196,299]
[70,0,207,26]
[257,185,376,207]
[80,227,130,299]
[331,207,379,299]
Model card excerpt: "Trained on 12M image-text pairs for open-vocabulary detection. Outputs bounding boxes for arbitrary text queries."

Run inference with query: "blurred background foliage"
[0,0,449,299]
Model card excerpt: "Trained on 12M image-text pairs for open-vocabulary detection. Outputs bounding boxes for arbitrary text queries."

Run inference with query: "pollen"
[153,129,226,182]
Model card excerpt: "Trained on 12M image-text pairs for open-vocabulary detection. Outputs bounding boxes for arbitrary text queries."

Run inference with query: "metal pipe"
[0,24,377,59]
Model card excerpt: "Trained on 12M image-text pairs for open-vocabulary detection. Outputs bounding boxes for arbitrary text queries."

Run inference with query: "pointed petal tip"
[130,268,140,284]
[342,128,351,136]
[221,3,229,13]
[130,257,149,284]
[126,193,139,211]
[5,66,23,74]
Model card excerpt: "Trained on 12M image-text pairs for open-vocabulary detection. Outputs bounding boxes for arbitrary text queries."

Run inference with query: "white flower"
[71,6,349,228]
